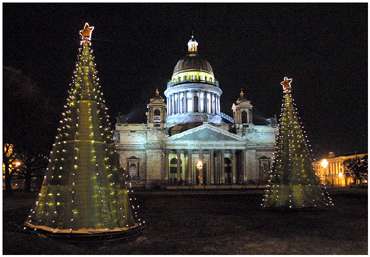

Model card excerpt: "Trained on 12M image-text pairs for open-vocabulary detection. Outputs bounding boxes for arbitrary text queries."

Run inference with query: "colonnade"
[167,91,220,116]
[164,149,243,185]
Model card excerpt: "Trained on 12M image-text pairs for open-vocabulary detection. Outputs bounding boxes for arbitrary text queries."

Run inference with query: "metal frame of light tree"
[24,23,144,235]
[262,77,334,209]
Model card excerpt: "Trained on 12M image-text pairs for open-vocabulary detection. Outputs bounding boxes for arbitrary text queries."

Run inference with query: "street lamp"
[320,159,329,169]
[196,160,203,170]
[13,160,22,168]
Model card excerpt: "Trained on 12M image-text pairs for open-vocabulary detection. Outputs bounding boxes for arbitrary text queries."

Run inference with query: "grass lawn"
[3,189,367,254]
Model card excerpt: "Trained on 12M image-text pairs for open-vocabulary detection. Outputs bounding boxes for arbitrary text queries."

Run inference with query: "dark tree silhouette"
[4,66,56,193]
[344,155,368,185]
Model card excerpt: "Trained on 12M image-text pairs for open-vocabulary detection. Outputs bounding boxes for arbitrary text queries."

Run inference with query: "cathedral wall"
[145,149,164,188]
[119,150,146,180]
[245,125,276,145]
[146,129,167,143]
[245,149,258,182]
[116,124,147,145]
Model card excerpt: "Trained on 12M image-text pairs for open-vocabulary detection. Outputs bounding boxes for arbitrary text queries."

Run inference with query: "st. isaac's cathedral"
[115,36,277,188]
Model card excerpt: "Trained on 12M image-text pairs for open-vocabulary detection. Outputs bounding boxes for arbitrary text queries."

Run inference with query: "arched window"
[258,156,271,184]
[154,109,160,116]
[170,158,178,165]
[169,158,180,184]
[127,156,139,179]
[194,95,199,112]
[241,111,248,123]
[129,163,137,177]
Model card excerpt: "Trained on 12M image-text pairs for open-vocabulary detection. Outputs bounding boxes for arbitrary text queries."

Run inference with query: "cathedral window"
[224,158,232,185]
[129,163,138,178]
[242,111,248,123]
[258,157,271,184]
[169,158,179,184]
[154,109,160,116]
[128,156,140,179]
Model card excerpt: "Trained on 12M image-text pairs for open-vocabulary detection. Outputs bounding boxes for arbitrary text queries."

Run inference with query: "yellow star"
[79,22,94,45]
[280,76,293,93]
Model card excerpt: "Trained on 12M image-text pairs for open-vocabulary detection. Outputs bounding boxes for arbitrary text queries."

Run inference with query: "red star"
[79,22,94,45]
[280,76,293,93]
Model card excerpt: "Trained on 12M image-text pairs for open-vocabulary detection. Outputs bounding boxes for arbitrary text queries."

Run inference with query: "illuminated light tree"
[24,23,144,236]
[262,77,334,209]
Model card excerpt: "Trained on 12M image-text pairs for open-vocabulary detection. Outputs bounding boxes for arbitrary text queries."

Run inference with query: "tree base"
[24,222,144,242]
[261,205,333,212]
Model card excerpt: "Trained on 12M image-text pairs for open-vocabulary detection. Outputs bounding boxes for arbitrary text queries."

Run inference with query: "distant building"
[313,152,368,187]
[115,36,277,188]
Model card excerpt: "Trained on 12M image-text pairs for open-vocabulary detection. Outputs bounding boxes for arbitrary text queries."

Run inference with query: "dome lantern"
[187,34,198,54]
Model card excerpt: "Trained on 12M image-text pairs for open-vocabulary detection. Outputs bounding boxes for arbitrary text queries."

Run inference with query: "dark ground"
[3,189,368,254]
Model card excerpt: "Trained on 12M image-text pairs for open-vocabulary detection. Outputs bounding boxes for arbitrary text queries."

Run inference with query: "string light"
[24,22,144,235]
[262,77,334,209]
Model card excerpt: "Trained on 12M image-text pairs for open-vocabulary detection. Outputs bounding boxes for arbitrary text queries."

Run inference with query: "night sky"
[4,3,368,157]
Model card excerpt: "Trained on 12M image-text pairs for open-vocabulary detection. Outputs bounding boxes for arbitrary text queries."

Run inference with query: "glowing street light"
[196,160,203,170]
[13,160,22,168]
[320,159,329,169]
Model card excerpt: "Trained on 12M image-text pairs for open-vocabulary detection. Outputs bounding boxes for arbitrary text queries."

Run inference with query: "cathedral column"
[209,150,214,184]
[232,150,237,184]
[175,93,178,114]
[178,93,181,114]
[220,150,225,184]
[204,92,208,113]
[175,94,178,114]
[212,93,216,114]
[213,150,220,184]
[214,95,217,114]
[199,91,203,113]
[171,95,174,115]
[199,149,203,185]
[206,150,210,185]
[179,93,181,114]
[176,150,181,183]
[204,92,208,114]
[167,98,171,115]
[242,150,248,183]
[215,150,220,184]
[214,94,217,114]
[164,150,169,183]
[211,93,214,114]
[217,96,220,113]
[187,149,192,184]
[186,91,189,112]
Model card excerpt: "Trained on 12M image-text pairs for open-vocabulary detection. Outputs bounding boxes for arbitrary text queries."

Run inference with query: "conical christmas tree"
[24,23,144,236]
[262,77,334,209]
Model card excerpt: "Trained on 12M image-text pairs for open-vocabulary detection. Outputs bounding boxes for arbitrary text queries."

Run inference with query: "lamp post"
[320,159,329,186]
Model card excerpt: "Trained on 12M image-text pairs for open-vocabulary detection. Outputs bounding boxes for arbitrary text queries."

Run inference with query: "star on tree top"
[280,76,293,93]
[79,22,94,45]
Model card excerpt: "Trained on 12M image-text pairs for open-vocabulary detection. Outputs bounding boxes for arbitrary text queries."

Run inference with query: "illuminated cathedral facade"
[115,36,277,188]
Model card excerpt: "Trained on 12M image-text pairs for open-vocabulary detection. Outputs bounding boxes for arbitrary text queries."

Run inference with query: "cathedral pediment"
[168,123,243,142]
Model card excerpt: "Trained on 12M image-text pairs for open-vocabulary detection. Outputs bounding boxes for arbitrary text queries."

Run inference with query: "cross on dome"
[79,22,94,45]
[240,88,245,98]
